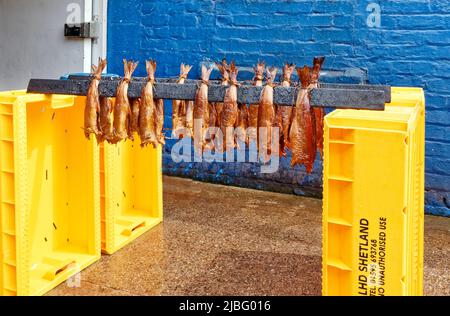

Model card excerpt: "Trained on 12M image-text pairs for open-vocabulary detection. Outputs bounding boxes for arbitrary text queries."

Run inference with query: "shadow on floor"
[48,176,450,296]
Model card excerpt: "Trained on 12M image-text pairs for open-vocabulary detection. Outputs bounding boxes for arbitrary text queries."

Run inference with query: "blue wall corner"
[107,0,450,217]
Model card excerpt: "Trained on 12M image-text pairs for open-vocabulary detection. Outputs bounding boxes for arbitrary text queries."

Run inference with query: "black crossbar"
[66,75,391,103]
[27,78,386,110]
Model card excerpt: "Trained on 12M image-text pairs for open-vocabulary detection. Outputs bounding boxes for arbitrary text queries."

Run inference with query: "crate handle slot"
[43,260,76,281]
[121,221,146,237]
[49,96,75,109]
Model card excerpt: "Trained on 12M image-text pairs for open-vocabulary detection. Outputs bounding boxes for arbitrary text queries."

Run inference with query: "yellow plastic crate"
[0,91,100,296]
[322,87,425,296]
[100,101,162,255]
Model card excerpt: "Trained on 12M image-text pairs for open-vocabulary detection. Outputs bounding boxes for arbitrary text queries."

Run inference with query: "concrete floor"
[49,176,450,296]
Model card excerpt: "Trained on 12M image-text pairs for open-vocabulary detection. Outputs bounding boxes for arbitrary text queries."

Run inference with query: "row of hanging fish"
[84,58,164,148]
[83,56,326,173]
[171,57,325,173]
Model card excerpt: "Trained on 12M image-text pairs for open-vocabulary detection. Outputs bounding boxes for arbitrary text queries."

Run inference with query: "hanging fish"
[193,65,213,153]
[248,61,265,146]
[84,57,106,140]
[219,61,239,152]
[277,62,296,157]
[172,63,192,138]
[98,97,114,143]
[113,59,138,143]
[206,59,229,148]
[289,66,316,173]
[257,67,277,162]
[139,60,159,148]
[214,58,229,125]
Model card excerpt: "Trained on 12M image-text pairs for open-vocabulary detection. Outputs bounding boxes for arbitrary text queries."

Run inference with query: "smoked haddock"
[113,59,138,143]
[84,57,106,139]
[139,59,159,148]
[172,63,192,138]
[277,62,295,156]
[220,61,239,152]
[79,56,328,171]
[194,64,213,152]
[248,62,265,146]
[98,96,114,143]
[214,59,230,125]
[289,66,316,173]
[257,67,278,162]
[207,59,230,148]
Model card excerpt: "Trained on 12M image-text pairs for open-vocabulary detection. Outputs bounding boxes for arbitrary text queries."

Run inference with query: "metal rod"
[66,74,391,102]
[27,78,386,110]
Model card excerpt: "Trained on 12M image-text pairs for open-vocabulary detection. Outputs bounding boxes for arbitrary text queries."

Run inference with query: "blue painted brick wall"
[108,0,450,217]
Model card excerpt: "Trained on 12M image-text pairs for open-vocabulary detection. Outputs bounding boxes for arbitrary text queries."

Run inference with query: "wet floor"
[48,176,450,296]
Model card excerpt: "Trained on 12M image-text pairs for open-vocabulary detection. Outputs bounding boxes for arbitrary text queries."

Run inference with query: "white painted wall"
[0,0,92,90]
[92,0,108,70]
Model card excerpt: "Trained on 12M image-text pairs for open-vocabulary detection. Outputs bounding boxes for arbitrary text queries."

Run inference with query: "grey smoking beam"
[65,75,391,104]
[27,78,388,110]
